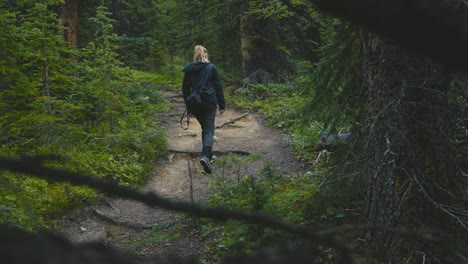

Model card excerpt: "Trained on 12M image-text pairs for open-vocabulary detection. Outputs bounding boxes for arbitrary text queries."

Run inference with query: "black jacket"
[182,61,225,111]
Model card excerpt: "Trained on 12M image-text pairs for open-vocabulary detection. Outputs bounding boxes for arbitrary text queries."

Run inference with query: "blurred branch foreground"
[0,156,353,263]
[0,156,460,263]
[1,156,458,263]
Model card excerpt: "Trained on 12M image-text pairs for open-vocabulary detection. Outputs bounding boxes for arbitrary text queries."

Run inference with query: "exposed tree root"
[104,198,121,217]
[216,112,249,129]
[160,113,183,117]
[165,94,182,99]
[92,208,153,230]
[168,149,252,156]
[178,132,197,137]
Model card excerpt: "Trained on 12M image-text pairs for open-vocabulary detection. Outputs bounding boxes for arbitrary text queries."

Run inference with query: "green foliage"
[209,161,317,222]
[117,36,156,70]
[0,170,96,231]
[0,2,169,231]
[211,154,261,186]
[289,121,323,161]
[19,1,77,107]
[1,0,362,254]
[134,223,181,247]
[298,18,361,133]
[232,83,306,123]
[229,80,326,164]
[130,69,182,90]
[229,19,360,163]
[0,8,27,96]
[196,160,338,260]
[249,0,294,19]
[149,0,240,76]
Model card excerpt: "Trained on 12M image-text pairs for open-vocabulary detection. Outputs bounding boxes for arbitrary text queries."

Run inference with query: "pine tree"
[0,4,34,148]
[0,1,76,149]
[79,5,130,134]
[302,1,467,261]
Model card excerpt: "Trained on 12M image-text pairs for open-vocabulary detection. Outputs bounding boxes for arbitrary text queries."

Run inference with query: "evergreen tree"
[240,0,318,83]
[2,0,76,149]
[0,4,34,148]
[301,1,467,261]
[79,5,129,133]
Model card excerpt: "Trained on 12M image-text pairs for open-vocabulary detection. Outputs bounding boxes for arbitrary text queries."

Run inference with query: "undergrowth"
[0,70,170,231]
[133,222,182,247]
[228,78,325,163]
[194,59,358,261]
[187,157,355,263]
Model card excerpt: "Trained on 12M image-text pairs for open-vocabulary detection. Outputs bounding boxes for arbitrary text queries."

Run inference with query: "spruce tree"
[79,5,130,134]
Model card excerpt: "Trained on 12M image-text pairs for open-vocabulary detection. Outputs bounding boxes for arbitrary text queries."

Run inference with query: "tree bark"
[359,30,465,260]
[40,9,51,115]
[239,0,255,80]
[60,0,78,47]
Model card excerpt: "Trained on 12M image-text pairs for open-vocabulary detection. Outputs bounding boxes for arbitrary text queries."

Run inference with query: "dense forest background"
[0,0,466,263]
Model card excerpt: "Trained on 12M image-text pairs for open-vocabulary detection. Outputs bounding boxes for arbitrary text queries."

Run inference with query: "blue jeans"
[193,108,216,159]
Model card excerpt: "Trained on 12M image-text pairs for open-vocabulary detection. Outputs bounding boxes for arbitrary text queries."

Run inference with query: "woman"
[182,45,225,173]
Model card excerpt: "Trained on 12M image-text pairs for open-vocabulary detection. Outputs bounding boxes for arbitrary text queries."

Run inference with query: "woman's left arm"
[212,65,225,111]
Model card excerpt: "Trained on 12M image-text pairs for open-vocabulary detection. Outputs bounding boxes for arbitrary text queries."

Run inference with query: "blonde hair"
[193,45,209,62]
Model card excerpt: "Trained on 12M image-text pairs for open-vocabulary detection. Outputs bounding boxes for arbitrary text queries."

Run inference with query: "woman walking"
[182,45,225,173]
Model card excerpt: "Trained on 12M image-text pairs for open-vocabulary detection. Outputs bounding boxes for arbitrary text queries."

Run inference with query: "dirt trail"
[61,87,307,258]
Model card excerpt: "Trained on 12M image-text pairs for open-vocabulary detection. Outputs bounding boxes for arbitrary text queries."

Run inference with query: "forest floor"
[59,87,308,260]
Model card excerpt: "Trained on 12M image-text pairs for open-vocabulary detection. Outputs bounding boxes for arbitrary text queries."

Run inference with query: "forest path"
[60,87,306,258]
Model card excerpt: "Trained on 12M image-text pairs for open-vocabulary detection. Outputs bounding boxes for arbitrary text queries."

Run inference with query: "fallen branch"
[188,161,194,205]
[216,112,249,129]
[168,149,252,156]
[92,208,153,230]
[178,132,197,137]
[312,150,327,168]
[104,198,121,217]
[159,113,182,118]
[165,94,182,99]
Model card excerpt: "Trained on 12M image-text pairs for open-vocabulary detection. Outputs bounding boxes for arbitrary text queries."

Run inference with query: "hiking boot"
[200,156,213,174]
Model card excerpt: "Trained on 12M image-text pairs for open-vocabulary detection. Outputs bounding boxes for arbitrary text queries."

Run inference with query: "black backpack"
[181,64,216,129]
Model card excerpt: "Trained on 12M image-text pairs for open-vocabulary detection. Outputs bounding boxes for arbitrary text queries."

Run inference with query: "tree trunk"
[40,9,51,115]
[42,41,51,115]
[239,0,255,81]
[359,30,465,260]
[60,0,78,47]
